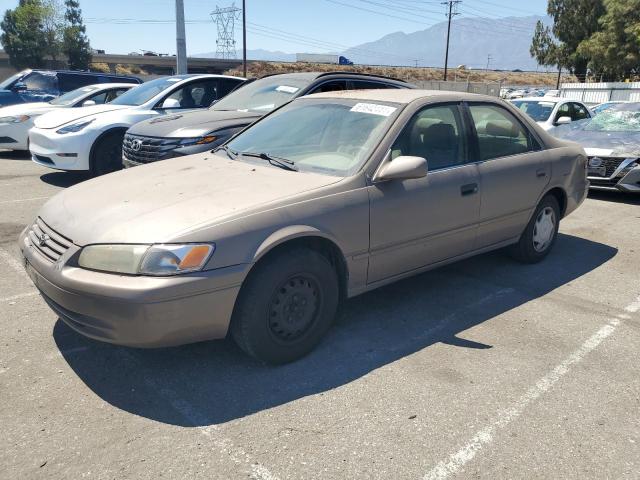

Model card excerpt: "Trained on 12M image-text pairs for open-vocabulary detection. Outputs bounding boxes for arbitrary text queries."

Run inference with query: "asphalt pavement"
[1,152,639,479]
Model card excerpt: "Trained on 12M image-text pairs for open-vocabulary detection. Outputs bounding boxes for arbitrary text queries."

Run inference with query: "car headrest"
[483,121,519,138]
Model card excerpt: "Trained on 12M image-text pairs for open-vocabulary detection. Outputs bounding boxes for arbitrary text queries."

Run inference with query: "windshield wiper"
[215,144,238,159]
[240,151,298,171]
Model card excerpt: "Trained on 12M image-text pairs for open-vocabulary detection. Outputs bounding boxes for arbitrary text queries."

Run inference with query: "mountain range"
[196,15,550,71]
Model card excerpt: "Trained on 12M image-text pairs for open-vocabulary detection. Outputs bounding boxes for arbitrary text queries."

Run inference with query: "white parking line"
[0,246,29,280]
[0,196,49,205]
[0,291,37,303]
[118,350,280,480]
[422,295,639,480]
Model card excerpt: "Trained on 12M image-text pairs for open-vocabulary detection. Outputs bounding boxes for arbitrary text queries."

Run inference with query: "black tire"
[90,132,125,177]
[230,247,339,364]
[510,195,560,264]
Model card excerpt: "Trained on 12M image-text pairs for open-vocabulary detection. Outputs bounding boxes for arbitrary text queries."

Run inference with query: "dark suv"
[123,72,412,167]
[0,69,141,107]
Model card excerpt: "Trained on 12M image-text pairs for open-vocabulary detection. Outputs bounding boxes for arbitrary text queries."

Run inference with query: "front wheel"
[230,248,339,364]
[510,195,560,263]
[91,132,125,177]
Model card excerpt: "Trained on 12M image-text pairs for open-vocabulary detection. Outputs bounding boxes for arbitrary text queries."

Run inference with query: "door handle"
[460,183,478,196]
[536,169,547,178]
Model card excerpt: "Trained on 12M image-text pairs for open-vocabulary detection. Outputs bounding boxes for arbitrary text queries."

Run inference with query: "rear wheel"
[230,247,339,364]
[510,195,560,263]
[91,132,125,176]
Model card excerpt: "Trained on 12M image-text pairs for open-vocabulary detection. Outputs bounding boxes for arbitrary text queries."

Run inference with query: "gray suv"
[122,72,412,168]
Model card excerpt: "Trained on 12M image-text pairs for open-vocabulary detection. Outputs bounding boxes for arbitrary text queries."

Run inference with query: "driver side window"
[391,104,466,171]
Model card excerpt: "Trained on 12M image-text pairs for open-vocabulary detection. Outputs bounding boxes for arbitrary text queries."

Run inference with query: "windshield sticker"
[167,78,182,82]
[275,85,299,94]
[539,102,555,107]
[350,103,397,117]
[254,103,275,110]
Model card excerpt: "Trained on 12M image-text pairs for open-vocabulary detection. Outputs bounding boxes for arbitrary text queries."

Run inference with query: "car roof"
[31,69,140,79]
[256,71,408,84]
[88,82,138,89]
[514,97,563,102]
[166,73,246,81]
[304,89,497,104]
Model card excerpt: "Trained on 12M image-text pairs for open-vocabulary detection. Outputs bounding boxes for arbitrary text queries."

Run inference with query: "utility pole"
[442,0,461,81]
[242,0,247,77]
[485,53,492,71]
[175,0,187,74]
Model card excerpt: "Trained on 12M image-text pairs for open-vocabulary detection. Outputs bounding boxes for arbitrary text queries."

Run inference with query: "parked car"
[0,83,135,151]
[550,102,640,193]
[123,72,412,168]
[591,101,628,115]
[511,97,592,131]
[0,69,141,108]
[20,90,588,364]
[29,74,245,175]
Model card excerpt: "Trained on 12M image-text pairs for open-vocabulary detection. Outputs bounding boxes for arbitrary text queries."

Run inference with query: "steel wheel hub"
[268,275,320,342]
[532,206,556,252]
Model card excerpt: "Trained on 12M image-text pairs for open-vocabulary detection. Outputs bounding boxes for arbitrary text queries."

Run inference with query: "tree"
[578,0,640,81]
[62,0,91,70]
[531,0,606,77]
[0,0,50,69]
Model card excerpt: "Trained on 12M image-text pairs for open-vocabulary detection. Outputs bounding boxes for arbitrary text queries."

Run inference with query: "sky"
[0,0,550,56]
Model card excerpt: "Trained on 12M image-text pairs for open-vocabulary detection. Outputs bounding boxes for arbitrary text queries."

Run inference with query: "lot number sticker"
[276,85,300,93]
[350,103,396,117]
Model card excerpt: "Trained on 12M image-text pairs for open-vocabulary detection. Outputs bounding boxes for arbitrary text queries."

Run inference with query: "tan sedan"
[19,90,589,364]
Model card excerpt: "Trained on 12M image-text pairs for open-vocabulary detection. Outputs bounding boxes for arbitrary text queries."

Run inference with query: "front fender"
[253,225,340,262]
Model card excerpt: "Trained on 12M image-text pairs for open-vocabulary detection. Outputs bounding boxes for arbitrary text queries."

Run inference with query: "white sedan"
[511,97,592,131]
[29,74,245,175]
[0,83,134,151]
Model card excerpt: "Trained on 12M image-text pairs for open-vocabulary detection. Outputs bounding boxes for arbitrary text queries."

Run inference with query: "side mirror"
[555,116,572,125]
[12,82,27,92]
[161,98,181,109]
[82,99,96,107]
[376,155,428,182]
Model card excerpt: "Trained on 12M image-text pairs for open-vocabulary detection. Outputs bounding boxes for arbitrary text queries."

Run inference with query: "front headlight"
[0,115,30,123]
[56,118,95,134]
[78,243,215,276]
[178,135,218,147]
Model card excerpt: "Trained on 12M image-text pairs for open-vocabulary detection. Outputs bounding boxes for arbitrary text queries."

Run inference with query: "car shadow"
[40,171,91,188]
[54,233,616,427]
[0,149,31,160]
[588,189,640,205]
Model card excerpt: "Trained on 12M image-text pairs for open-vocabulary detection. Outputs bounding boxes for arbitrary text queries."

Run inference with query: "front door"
[368,103,481,284]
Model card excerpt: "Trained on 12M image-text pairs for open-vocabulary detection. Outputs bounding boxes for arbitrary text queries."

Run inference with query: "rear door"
[466,102,550,248]
[367,102,481,284]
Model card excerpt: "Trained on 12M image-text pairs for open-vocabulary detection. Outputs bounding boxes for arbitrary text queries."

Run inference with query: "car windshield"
[0,70,27,90]
[49,85,100,105]
[110,77,181,106]
[212,76,312,113]
[584,106,640,132]
[512,100,556,122]
[225,98,400,176]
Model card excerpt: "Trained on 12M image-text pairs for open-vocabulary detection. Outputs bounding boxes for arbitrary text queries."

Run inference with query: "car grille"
[587,156,625,178]
[122,134,181,164]
[27,217,73,263]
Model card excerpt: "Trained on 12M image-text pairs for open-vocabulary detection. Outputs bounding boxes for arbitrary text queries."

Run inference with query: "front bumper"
[588,158,640,193]
[122,134,226,168]
[0,120,31,150]
[29,127,92,171]
[19,228,249,348]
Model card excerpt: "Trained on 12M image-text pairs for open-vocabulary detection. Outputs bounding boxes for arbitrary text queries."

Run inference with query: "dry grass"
[90,62,150,76]
[223,61,575,87]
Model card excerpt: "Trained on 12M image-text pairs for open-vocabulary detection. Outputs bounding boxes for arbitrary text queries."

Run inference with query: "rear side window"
[391,104,466,170]
[217,78,245,98]
[468,104,534,161]
[58,73,100,92]
[571,103,590,120]
[349,80,399,90]
[309,80,348,94]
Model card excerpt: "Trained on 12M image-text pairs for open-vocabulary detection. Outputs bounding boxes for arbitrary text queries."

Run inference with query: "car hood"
[552,123,640,157]
[38,153,342,245]
[34,103,130,129]
[128,109,262,138]
[0,102,61,117]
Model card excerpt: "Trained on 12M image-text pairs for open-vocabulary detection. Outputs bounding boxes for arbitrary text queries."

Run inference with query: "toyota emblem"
[131,139,143,152]
[38,233,50,247]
